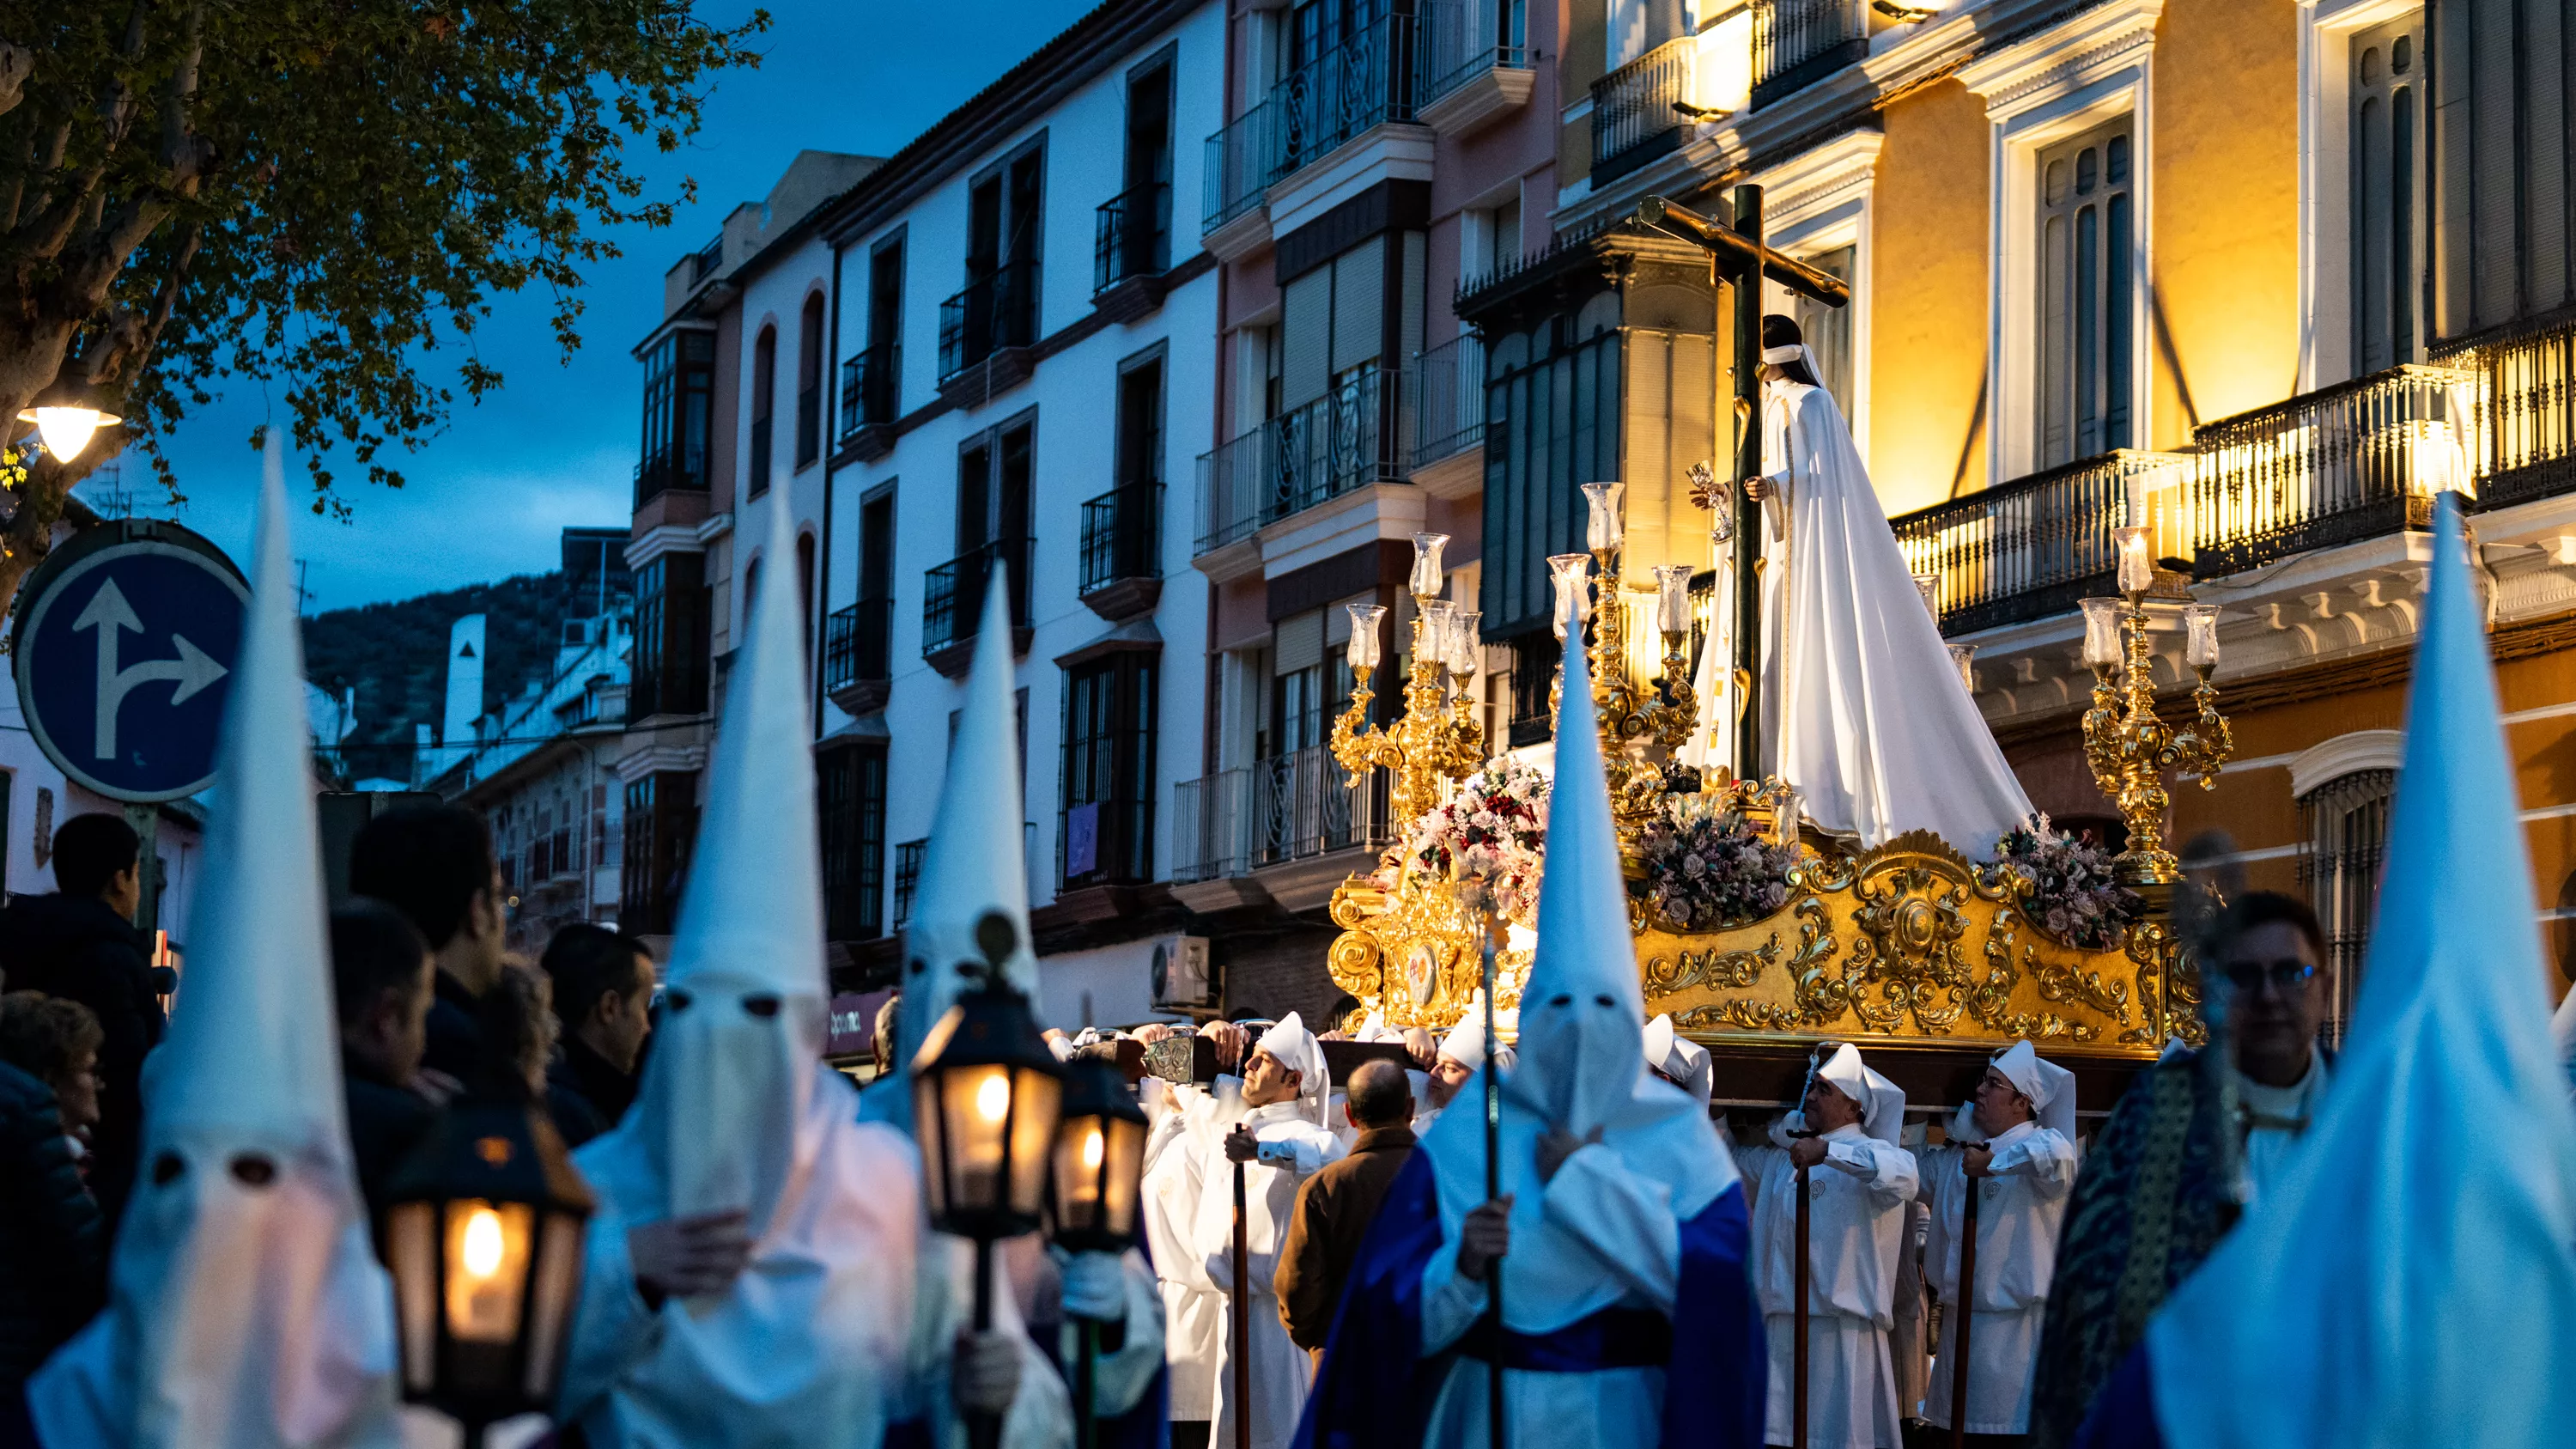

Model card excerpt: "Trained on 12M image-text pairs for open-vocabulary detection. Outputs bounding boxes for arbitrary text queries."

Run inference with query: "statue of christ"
[1687,314,2034,855]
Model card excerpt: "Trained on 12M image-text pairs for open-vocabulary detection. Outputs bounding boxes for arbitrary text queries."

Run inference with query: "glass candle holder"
[1346,603,1386,674]
[2080,598,2123,670]
[1581,481,1625,553]
[2115,525,2154,597]
[1548,554,1593,641]
[1418,600,1456,669]
[1410,533,1450,599]
[1912,571,1941,617]
[2184,603,2221,670]
[1948,644,1976,692]
[1449,609,1482,676]
[1652,564,1694,636]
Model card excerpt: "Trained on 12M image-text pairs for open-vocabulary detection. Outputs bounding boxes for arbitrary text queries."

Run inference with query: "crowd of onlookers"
[0,803,659,1402]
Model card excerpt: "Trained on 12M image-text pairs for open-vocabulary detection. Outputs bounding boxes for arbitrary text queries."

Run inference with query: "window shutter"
[1274,609,1323,673]
[1332,242,1384,377]
[1282,269,1332,410]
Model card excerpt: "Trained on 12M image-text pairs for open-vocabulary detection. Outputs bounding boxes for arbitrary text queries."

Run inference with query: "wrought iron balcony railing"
[1172,769,1253,883]
[1196,369,1403,555]
[1200,12,1420,232]
[1893,450,2187,636]
[1095,182,1171,293]
[937,259,1040,381]
[921,537,1036,659]
[1591,36,1695,185]
[1752,0,1868,106]
[2189,363,2470,577]
[823,597,893,697]
[1418,0,1529,106]
[1411,332,1486,466]
[1080,483,1163,594]
[1253,745,1392,866]
[2451,311,2576,510]
[632,444,708,508]
[839,344,899,436]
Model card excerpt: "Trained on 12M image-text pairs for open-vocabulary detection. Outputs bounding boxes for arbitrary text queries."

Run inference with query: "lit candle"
[1949,644,1976,692]
[2414,419,2463,496]
[1653,564,1693,636]
[2080,598,2123,669]
[2115,525,2154,598]
[1449,609,1482,675]
[1581,481,1625,553]
[1912,570,1941,618]
[1410,533,1449,599]
[1346,603,1386,674]
[1548,554,1593,641]
[2184,603,2221,670]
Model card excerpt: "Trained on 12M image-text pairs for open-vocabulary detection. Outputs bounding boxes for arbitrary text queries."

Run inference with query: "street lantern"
[380,1099,594,1446]
[1049,1059,1148,1255]
[912,975,1067,1242]
[16,378,122,463]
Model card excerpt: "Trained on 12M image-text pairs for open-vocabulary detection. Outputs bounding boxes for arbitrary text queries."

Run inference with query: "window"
[638,331,716,503]
[1061,652,1159,888]
[621,771,699,935]
[948,142,1044,374]
[2300,768,2396,1046]
[2035,119,2136,468]
[1098,53,1174,289]
[630,552,711,720]
[796,530,817,659]
[1267,608,1354,758]
[1793,245,1856,418]
[847,235,904,433]
[796,295,826,468]
[927,417,1036,655]
[820,744,889,940]
[1087,353,1166,592]
[851,487,896,683]
[1479,292,1625,640]
[2349,15,2427,373]
[749,326,776,496]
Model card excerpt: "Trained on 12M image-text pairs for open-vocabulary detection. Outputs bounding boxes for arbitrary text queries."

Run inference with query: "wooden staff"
[1949,1168,1983,1449]
[1481,926,1506,1449]
[1794,1157,1811,1449]
[1232,1145,1251,1449]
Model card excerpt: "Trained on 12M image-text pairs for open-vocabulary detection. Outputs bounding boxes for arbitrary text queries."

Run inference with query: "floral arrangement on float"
[1978,814,2146,951]
[1631,794,1799,931]
[1376,756,1552,924]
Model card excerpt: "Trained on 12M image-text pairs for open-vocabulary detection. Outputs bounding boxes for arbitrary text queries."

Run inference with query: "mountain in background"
[302,570,572,784]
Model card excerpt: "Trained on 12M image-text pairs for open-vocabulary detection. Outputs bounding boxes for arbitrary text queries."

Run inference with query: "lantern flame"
[461,1207,506,1280]
[975,1071,1011,1123]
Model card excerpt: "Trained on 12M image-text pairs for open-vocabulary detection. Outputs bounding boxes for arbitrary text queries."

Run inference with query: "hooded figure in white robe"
[1643,1014,1715,1110]
[1141,1071,1224,1433]
[1749,1043,1918,1449]
[1171,1013,1341,1449]
[1920,1041,2077,1437]
[29,440,404,1449]
[1691,315,2032,855]
[858,570,1161,1445]
[556,502,930,1449]
[1297,637,1768,1449]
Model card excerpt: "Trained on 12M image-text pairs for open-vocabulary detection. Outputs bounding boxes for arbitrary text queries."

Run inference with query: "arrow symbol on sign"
[73,579,229,761]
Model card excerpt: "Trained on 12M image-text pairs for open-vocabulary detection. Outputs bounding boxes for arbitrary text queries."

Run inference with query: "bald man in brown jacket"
[1275,1057,1419,1364]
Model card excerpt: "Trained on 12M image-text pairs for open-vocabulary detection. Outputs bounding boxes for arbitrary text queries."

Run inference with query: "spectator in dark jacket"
[347,806,508,1094]
[539,925,655,1147]
[1276,1057,1419,1361]
[0,813,162,1228]
[328,900,440,1224]
[0,971,108,1398]
[0,993,106,1159]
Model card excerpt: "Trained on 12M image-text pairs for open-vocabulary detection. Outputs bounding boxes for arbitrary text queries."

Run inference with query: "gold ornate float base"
[1327,829,2201,1059]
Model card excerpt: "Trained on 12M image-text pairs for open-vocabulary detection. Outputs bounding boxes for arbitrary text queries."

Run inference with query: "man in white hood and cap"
[1919,1041,2077,1443]
[27,439,404,1449]
[1644,1014,1716,1111]
[556,509,1043,1448]
[1159,1011,1340,1449]
[1411,997,1508,1134]
[1297,637,1767,1449]
[1748,1041,1918,1449]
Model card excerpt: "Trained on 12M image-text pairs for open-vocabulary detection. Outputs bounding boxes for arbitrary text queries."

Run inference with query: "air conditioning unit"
[1150,935,1213,1012]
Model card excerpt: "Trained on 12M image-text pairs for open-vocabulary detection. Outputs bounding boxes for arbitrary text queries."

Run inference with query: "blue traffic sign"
[12,522,249,803]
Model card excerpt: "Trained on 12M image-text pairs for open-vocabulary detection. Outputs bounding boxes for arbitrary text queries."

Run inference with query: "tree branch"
[0,41,34,122]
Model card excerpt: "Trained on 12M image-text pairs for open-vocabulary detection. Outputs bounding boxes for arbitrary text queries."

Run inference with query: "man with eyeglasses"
[2025,892,2335,1448]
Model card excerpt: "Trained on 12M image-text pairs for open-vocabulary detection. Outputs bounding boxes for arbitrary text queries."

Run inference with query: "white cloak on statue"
[1694,374,2032,855]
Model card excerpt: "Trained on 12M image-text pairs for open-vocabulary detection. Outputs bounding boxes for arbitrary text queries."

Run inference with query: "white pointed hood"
[2146,499,2576,1447]
[625,499,829,1237]
[1643,1014,1714,1108]
[867,568,1038,1131]
[30,435,398,1449]
[1419,630,1739,1332]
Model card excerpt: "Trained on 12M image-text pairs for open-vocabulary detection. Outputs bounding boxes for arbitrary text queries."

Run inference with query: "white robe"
[1413,1142,1682,1442]
[1747,1123,1919,1449]
[560,1066,1069,1449]
[1142,1085,1224,1423]
[1176,1081,1344,1449]
[1702,377,2033,855]
[1918,1121,2077,1434]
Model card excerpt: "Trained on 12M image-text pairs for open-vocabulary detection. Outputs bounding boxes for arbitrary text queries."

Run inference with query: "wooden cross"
[1638,188,1850,783]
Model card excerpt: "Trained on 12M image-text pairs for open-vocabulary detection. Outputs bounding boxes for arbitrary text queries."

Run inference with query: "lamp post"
[15,378,122,464]
[380,1099,595,1448]
[2077,529,2233,886]
[914,963,1068,1449]
[1050,1060,1149,1449]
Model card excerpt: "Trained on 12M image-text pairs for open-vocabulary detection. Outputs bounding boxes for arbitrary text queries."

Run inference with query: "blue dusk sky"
[106,0,1095,613]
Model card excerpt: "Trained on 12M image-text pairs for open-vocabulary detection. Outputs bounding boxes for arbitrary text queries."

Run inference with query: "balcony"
[1893,450,2187,636]
[823,597,893,717]
[2189,364,2469,577]
[1591,36,1696,186]
[1409,333,1486,489]
[921,536,1034,678]
[1094,182,1172,322]
[937,259,1040,396]
[1752,0,1868,108]
[1417,0,1534,137]
[1169,749,1394,910]
[837,344,899,462]
[633,444,708,508]
[1196,369,1403,557]
[2452,311,2576,509]
[1173,768,1253,885]
[892,838,927,929]
[1078,482,1163,622]
[1200,12,1421,239]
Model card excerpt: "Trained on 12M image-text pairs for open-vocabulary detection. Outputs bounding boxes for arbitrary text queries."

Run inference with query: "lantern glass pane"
[914,1074,951,1215]
[1052,1112,1109,1236]
[1007,1064,1065,1218]
[387,1202,438,1393]
[443,1199,534,1345]
[1102,1114,1148,1240]
[939,1063,1018,1212]
[521,1209,586,1398]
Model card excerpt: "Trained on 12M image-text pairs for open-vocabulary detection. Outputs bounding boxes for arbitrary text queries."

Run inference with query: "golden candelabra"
[1330,533,1485,831]
[1550,482,1701,840]
[2080,527,2233,886]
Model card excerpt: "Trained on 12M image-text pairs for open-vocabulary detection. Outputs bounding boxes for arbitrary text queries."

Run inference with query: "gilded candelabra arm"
[1649,635,1698,752]
[1329,680,1398,791]
[2168,668,2235,789]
